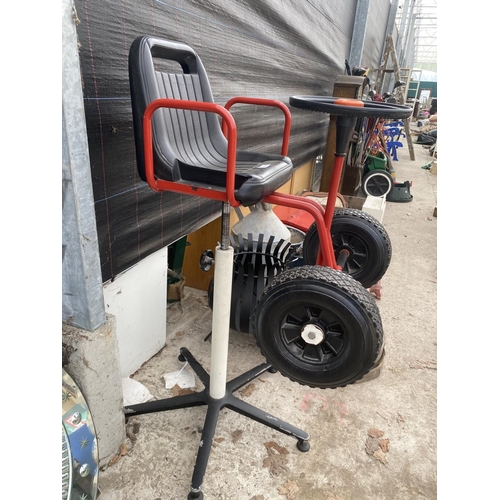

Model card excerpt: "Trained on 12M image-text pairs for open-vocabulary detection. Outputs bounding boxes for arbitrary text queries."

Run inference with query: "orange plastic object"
[335,98,364,107]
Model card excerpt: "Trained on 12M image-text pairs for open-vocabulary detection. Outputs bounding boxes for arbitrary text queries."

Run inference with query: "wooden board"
[182,216,221,291]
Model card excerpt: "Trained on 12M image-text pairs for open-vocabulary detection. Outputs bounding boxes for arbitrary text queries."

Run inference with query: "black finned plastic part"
[207,233,291,333]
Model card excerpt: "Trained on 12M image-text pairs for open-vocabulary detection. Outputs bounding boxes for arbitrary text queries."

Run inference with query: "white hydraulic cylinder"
[209,245,234,399]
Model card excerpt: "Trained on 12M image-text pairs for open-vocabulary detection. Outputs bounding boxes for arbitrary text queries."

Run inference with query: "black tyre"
[251,266,384,389]
[361,169,394,197]
[302,208,392,288]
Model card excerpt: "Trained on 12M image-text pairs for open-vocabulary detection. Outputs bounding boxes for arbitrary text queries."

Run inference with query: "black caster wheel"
[188,491,203,500]
[302,207,392,288]
[268,366,278,374]
[251,266,384,389]
[178,353,186,362]
[361,169,394,198]
[297,439,310,452]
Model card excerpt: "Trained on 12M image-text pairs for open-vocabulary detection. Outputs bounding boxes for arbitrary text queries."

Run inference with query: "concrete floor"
[97,130,437,500]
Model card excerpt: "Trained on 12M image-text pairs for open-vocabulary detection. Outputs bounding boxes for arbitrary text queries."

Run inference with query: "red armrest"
[223,97,291,156]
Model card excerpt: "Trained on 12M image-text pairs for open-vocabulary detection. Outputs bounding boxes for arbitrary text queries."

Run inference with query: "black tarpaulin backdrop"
[74,0,390,283]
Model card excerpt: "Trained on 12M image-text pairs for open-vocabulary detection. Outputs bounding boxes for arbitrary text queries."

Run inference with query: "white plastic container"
[362,195,386,223]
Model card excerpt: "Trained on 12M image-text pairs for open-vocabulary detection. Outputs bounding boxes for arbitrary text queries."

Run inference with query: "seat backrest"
[129,36,228,182]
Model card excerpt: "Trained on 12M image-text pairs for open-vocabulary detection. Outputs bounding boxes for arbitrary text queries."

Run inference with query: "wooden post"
[320,75,364,194]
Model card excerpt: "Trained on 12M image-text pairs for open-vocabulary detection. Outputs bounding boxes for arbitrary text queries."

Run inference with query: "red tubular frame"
[223,97,291,156]
[143,98,240,206]
[142,98,339,270]
[264,192,336,268]
[323,155,345,231]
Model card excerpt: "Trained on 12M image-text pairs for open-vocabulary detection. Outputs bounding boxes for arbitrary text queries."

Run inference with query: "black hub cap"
[280,305,345,363]
[333,232,368,274]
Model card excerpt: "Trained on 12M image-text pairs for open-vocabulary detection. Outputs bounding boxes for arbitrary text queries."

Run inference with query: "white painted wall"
[103,247,168,377]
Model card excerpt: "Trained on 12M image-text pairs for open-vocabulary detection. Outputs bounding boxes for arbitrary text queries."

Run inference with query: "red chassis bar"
[223,97,291,157]
[141,98,338,269]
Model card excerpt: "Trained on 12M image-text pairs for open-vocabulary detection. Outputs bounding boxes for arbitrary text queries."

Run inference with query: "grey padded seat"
[129,36,293,206]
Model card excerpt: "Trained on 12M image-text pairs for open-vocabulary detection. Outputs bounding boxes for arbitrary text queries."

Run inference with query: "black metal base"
[124,347,310,498]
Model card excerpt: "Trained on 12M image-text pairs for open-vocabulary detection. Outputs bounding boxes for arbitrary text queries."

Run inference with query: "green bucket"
[365,151,387,171]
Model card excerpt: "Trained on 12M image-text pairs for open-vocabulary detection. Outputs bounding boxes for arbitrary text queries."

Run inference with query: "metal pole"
[383,0,400,51]
[400,0,416,66]
[403,14,417,69]
[209,202,234,399]
[62,0,106,331]
[379,0,401,92]
[396,0,411,59]
[348,0,371,67]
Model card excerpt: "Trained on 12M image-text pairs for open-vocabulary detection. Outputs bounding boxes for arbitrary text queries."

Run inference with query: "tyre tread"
[334,207,392,264]
[251,266,384,389]
[303,207,392,286]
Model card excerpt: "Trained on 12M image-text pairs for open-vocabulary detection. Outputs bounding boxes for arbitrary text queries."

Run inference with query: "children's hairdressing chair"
[126,36,411,499]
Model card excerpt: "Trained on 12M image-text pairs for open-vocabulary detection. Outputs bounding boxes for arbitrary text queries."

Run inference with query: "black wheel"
[361,169,394,197]
[251,266,384,389]
[302,208,392,288]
